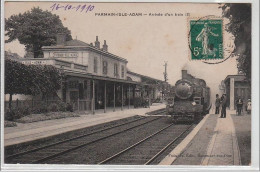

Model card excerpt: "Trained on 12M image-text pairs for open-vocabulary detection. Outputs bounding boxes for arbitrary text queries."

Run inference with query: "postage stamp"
[189,19,223,60]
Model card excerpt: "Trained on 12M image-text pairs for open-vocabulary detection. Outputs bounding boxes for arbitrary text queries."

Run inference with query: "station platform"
[4,103,165,147]
[160,109,249,166]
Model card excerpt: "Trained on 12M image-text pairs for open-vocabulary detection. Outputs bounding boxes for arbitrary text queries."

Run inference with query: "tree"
[5,7,72,58]
[5,59,32,109]
[221,4,251,81]
[28,65,64,97]
[5,59,64,110]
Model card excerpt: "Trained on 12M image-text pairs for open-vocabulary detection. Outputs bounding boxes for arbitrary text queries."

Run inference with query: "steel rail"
[98,122,175,164]
[30,116,162,164]
[147,108,166,115]
[6,116,147,161]
[144,124,194,165]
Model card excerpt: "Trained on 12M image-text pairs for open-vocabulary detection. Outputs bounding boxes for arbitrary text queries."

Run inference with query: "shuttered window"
[94,57,98,73]
[121,65,125,78]
[103,61,108,75]
[114,63,118,77]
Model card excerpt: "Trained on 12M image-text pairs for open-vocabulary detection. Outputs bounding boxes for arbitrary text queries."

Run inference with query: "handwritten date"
[50,3,95,13]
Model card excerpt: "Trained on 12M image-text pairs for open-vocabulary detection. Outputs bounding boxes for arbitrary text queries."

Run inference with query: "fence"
[4,99,92,112]
[71,99,92,111]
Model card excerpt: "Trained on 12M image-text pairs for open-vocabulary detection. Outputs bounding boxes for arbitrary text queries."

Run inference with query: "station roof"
[64,70,139,85]
[64,39,90,46]
[224,74,247,83]
[127,70,165,83]
[42,39,128,63]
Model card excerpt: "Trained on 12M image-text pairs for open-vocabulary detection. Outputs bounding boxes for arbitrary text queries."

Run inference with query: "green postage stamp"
[189,19,223,60]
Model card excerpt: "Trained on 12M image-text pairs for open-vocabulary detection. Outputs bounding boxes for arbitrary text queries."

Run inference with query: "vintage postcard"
[1,0,259,171]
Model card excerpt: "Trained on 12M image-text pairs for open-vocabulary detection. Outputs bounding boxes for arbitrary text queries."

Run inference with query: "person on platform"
[236,96,243,115]
[220,94,227,118]
[246,99,251,114]
[215,94,221,114]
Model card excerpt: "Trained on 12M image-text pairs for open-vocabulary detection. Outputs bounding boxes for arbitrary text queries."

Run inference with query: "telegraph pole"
[162,61,168,101]
[163,61,168,82]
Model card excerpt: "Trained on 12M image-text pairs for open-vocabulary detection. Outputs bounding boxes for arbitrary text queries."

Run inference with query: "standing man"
[215,94,221,114]
[246,99,251,114]
[220,94,227,118]
[236,96,243,115]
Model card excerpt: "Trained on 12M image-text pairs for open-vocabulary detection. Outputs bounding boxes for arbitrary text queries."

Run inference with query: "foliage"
[66,103,74,112]
[5,7,72,58]
[221,4,251,81]
[6,59,63,96]
[32,103,48,114]
[57,101,67,112]
[27,64,64,96]
[5,109,15,121]
[5,106,31,121]
[5,59,64,112]
[133,97,149,108]
[48,103,59,112]
[152,98,161,103]
[5,59,32,96]
[15,112,80,124]
[4,121,17,128]
[5,100,73,121]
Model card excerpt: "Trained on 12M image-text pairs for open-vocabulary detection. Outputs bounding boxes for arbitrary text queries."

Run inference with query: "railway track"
[146,108,166,115]
[98,123,194,165]
[6,108,193,165]
[5,116,162,164]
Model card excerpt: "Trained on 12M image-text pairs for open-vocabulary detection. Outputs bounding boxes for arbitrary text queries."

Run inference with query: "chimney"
[182,70,188,79]
[56,33,66,46]
[95,36,100,48]
[103,40,108,51]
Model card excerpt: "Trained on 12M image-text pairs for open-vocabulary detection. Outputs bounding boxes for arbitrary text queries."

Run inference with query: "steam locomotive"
[166,70,211,122]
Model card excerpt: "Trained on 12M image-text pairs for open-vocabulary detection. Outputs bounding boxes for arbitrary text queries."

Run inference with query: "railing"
[71,99,92,111]
[5,99,92,112]
[74,64,87,71]
[55,59,72,68]
[4,99,60,111]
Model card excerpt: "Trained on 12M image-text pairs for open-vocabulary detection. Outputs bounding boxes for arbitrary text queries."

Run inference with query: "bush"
[66,103,73,112]
[12,109,25,120]
[48,103,59,112]
[133,97,149,108]
[5,109,15,121]
[21,106,31,116]
[152,98,161,103]
[5,106,31,121]
[4,121,17,127]
[47,101,68,112]
[16,112,80,123]
[57,101,67,112]
[32,103,48,114]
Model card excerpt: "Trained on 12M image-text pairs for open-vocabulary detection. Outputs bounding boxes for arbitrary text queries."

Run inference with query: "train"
[166,70,211,122]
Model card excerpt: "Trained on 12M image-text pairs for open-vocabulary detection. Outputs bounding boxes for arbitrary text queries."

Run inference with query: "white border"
[1,0,259,171]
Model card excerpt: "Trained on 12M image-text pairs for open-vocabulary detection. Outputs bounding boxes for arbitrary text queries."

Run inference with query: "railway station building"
[224,74,251,110]
[18,35,165,113]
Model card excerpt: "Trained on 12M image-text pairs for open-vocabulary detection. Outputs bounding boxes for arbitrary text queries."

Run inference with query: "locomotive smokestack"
[182,70,188,79]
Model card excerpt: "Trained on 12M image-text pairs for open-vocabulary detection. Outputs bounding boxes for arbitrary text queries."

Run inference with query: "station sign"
[22,60,47,65]
[53,52,78,58]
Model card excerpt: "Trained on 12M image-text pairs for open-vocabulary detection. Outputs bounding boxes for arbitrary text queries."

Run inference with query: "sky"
[4,2,238,101]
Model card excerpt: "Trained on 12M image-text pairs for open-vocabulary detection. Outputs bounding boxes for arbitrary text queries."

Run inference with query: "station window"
[114,63,118,77]
[103,61,108,75]
[121,65,125,78]
[94,57,98,73]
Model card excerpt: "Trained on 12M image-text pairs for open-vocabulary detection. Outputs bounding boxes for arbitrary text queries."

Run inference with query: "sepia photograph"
[1,0,259,171]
